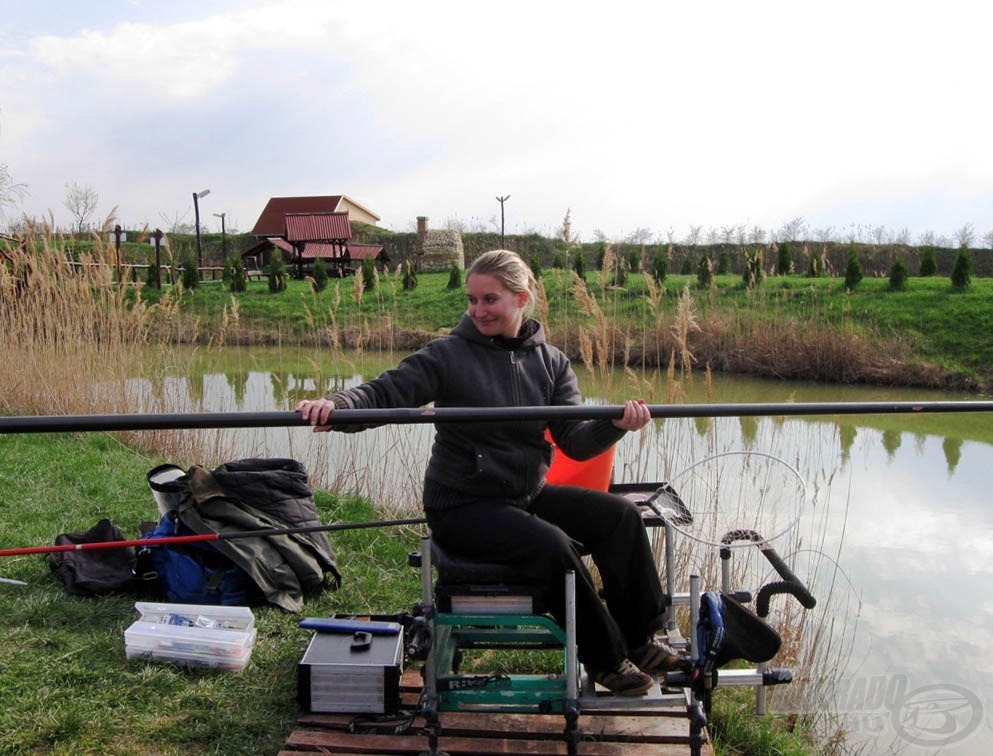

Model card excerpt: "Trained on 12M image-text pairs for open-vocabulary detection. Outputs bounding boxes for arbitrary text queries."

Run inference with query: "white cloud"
[2,0,992,237]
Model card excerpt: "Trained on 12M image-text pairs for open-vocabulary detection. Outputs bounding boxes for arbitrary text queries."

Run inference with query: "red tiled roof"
[240,237,294,258]
[285,212,352,242]
[301,242,345,260]
[251,195,343,236]
[347,243,386,260]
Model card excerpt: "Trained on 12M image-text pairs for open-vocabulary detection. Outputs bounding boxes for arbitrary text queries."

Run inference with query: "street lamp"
[193,188,211,268]
[213,212,227,258]
[496,195,510,249]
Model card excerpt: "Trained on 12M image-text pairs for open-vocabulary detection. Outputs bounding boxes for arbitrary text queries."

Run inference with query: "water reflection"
[133,346,992,754]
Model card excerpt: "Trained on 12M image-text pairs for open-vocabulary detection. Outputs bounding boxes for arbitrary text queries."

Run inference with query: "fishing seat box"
[297,630,404,714]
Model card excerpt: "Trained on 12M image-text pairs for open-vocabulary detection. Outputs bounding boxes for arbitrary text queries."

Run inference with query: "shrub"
[572,253,585,280]
[529,255,543,280]
[266,252,287,293]
[402,260,418,291]
[919,247,937,276]
[446,263,462,291]
[651,251,668,283]
[697,255,713,288]
[613,257,627,287]
[950,250,972,291]
[552,251,564,269]
[776,242,792,275]
[742,248,765,287]
[361,258,376,292]
[223,254,247,293]
[680,257,693,275]
[181,249,199,290]
[844,249,863,291]
[716,251,731,275]
[145,261,160,289]
[311,257,329,292]
[888,257,909,291]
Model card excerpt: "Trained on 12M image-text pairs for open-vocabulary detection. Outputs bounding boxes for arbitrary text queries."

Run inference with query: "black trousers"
[425,483,667,670]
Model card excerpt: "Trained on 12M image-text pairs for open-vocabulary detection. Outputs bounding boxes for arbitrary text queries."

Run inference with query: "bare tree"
[983,229,993,250]
[871,225,888,245]
[684,225,703,246]
[893,227,911,245]
[954,223,975,249]
[813,226,836,243]
[466,216,487,233]
[748,225,766,244]
[918,229,937,246]
[777,216,807,242]
[159,209,193,235]
[624,227,653,245]
[1,163,28,225]
[64,182,99,234]
[443,216,466,232]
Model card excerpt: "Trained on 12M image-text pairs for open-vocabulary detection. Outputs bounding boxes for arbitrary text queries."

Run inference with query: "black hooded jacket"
[330,315,625,509]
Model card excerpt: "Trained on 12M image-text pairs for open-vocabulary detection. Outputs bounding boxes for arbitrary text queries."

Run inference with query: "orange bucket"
[545,430,615,491]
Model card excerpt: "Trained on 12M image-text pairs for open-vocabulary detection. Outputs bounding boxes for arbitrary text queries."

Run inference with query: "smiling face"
[466,272,529,338]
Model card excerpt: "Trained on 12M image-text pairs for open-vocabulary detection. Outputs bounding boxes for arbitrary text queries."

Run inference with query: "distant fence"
[64,260,226,285]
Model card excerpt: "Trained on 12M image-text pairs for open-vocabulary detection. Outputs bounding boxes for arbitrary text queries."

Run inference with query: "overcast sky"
[1,0,991,244]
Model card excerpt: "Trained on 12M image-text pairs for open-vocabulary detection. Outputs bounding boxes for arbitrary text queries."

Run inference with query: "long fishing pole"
[3,400,993,434]
[0,516,428,559]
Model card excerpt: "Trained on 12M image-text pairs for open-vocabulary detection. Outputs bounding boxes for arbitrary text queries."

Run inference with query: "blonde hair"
[467,249,538,318]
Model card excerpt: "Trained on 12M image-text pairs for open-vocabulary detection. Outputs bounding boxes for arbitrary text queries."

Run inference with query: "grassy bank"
[0,432,422,755]
[140,267,993,392]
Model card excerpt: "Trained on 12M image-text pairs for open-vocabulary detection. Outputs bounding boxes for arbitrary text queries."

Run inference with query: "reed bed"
[0,225,238,464]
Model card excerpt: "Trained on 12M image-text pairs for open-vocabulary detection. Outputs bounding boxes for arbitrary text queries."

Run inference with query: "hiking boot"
[629,637,682,676]
[587,658,654,696]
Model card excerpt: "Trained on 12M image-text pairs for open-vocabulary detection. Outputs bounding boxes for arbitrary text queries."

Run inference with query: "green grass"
[710,688,815,756]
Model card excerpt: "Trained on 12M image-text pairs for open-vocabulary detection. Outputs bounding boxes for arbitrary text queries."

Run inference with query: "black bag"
[47,518,138,596]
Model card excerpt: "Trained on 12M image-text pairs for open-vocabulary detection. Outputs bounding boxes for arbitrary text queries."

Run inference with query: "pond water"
[137,346,993,754]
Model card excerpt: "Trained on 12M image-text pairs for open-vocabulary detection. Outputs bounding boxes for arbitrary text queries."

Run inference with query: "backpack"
[137,510,265,606]
[47,518,138,597]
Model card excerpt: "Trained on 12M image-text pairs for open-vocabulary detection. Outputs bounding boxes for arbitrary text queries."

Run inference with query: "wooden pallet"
[280,671,713,755]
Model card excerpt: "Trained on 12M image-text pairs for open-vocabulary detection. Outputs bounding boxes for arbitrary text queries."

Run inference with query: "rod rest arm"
[719,530,816,614]
[756,580,816,617]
